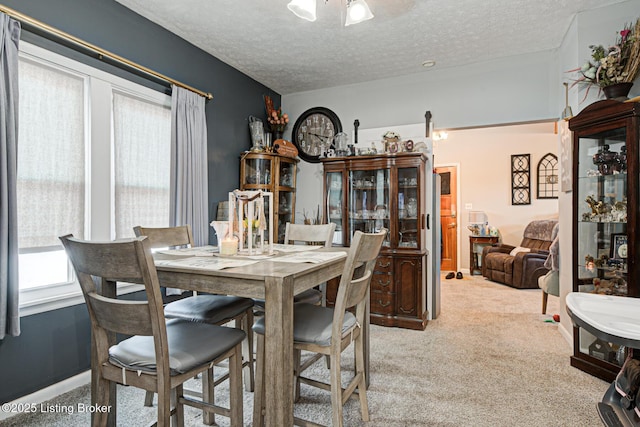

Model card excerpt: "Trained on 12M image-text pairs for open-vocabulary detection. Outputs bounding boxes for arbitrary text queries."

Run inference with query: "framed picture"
[610,233,628,259]
[511,154,531,205]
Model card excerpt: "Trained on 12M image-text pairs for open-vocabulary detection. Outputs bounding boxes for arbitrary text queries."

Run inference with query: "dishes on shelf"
[348,210,391,220]
[406,198,417,217]
[592,144,627,175]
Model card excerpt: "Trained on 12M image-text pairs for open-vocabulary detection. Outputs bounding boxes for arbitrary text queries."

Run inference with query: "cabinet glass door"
[576,125,627,366]
[349,169,390,248]
[326,171,344,245]
[279,161,295,188]
[243,157,272,186]
[398,167,419,248]
[277,192,293,243]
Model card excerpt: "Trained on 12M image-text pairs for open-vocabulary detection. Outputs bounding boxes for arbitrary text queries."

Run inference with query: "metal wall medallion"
[511,154,531,205]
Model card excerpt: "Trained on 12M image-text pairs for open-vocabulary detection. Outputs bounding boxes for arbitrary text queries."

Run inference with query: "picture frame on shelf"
[610,233,628,260]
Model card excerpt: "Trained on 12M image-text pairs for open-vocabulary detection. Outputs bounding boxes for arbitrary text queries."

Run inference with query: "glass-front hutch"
[323,152,429,330]
[240,151,298,243]
[570,99,640,381]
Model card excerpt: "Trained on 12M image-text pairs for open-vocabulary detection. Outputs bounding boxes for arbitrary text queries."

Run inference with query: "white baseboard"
[0,370,91,421]
[558,322,573,348]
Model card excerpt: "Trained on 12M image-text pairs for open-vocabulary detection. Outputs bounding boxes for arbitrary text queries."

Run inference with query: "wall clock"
[291,107,342,163]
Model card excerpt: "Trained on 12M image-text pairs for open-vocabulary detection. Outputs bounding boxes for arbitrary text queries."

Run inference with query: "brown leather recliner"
[481,219,558,289]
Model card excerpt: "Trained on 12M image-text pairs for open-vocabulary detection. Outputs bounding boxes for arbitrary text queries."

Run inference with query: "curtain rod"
[0,4,213,101]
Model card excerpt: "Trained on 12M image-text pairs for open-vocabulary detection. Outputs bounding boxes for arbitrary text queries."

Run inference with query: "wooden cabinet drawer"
[374,256,393,274]
[371,273,394,292]
[370,291,395,315]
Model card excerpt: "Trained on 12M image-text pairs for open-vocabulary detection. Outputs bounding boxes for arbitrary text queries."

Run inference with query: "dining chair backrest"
[59,235,169,373]
[332,229,387,343]
[133,225,195,249]
[284,223,336,247]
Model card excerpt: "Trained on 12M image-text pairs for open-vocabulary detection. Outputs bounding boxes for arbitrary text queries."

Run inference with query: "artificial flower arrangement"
[242,218,261,230]
[264,95,289,133]
[569,18,640,96]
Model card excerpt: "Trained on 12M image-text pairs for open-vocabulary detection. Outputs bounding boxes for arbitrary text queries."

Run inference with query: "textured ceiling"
[115,0,629,95]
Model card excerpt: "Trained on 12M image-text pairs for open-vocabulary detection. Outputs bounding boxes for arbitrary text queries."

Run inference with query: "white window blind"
[113,92,171,238]
[17,58,86,249]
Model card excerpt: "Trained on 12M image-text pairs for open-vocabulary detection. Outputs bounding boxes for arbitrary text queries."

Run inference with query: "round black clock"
[291,107,342,163]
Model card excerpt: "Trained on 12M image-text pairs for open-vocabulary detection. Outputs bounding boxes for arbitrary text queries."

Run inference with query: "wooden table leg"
[264,276,294,426]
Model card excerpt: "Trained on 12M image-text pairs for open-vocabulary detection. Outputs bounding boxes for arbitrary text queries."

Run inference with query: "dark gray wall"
[0,0,279,403]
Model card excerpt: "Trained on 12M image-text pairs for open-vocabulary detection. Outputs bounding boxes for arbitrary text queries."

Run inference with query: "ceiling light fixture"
[287,0,373,26]
[422,60,436,68]
[287,0,317,22]
[345,0,374,26]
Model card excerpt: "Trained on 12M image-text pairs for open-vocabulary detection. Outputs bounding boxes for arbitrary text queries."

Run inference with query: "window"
[17,57,85,290]
[17,43,171,315]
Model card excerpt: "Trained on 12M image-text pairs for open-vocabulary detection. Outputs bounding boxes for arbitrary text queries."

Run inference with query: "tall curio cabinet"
[570,99,640,382]
[240,151,298,243]
[322,152,429,330]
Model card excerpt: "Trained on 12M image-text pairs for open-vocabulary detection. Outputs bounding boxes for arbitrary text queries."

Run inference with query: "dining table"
[150,244,359,426]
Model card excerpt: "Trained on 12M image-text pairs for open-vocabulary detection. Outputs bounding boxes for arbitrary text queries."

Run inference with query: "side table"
[469,235,499,275]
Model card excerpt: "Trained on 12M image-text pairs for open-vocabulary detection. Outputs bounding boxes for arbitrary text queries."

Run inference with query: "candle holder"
[229,189,274,255]
[210,220,238,256]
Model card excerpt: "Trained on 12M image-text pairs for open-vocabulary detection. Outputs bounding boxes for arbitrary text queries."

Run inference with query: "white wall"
[283,50,559,132]
[285,49,561,232]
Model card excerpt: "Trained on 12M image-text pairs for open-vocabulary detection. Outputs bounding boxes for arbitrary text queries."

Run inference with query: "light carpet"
[2,274,609,426]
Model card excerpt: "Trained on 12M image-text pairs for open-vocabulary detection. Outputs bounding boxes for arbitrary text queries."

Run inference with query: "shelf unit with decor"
[240,151,298,243]
[569,99,640,382]
[322,152,429,330]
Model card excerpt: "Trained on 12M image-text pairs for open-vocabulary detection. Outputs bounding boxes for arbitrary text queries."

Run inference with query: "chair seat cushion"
[252,303,356,347]
[293,288,323,305]
[164,295,253,324]
[253,288,323,309]
[109,319,245,374]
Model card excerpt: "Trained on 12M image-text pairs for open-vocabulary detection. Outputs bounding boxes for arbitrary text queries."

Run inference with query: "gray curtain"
[0,13,20,339]
[169,85,209,246]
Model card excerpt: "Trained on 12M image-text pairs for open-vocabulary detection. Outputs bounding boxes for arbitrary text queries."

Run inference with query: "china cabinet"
[570,99,640,382]
[322,152,429,330]
[240,151,298,243]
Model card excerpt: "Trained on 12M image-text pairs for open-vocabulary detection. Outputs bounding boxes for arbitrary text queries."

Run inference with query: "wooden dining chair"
[253,222,337,315]
[252,228,387,427]
[59,234,244,427]
[133,225,255,418]
[284,222,337,305]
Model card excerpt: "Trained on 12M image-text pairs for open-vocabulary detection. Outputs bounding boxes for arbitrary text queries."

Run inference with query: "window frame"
[18,42,171,316]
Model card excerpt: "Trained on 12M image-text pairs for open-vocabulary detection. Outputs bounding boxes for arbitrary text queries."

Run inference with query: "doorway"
[435,166,457,272]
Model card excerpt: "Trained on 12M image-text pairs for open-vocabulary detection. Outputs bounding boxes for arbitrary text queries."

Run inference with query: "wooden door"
[435,166,457,272]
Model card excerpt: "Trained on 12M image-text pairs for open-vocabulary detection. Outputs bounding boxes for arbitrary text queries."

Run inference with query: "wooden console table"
[469,235,499,275]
